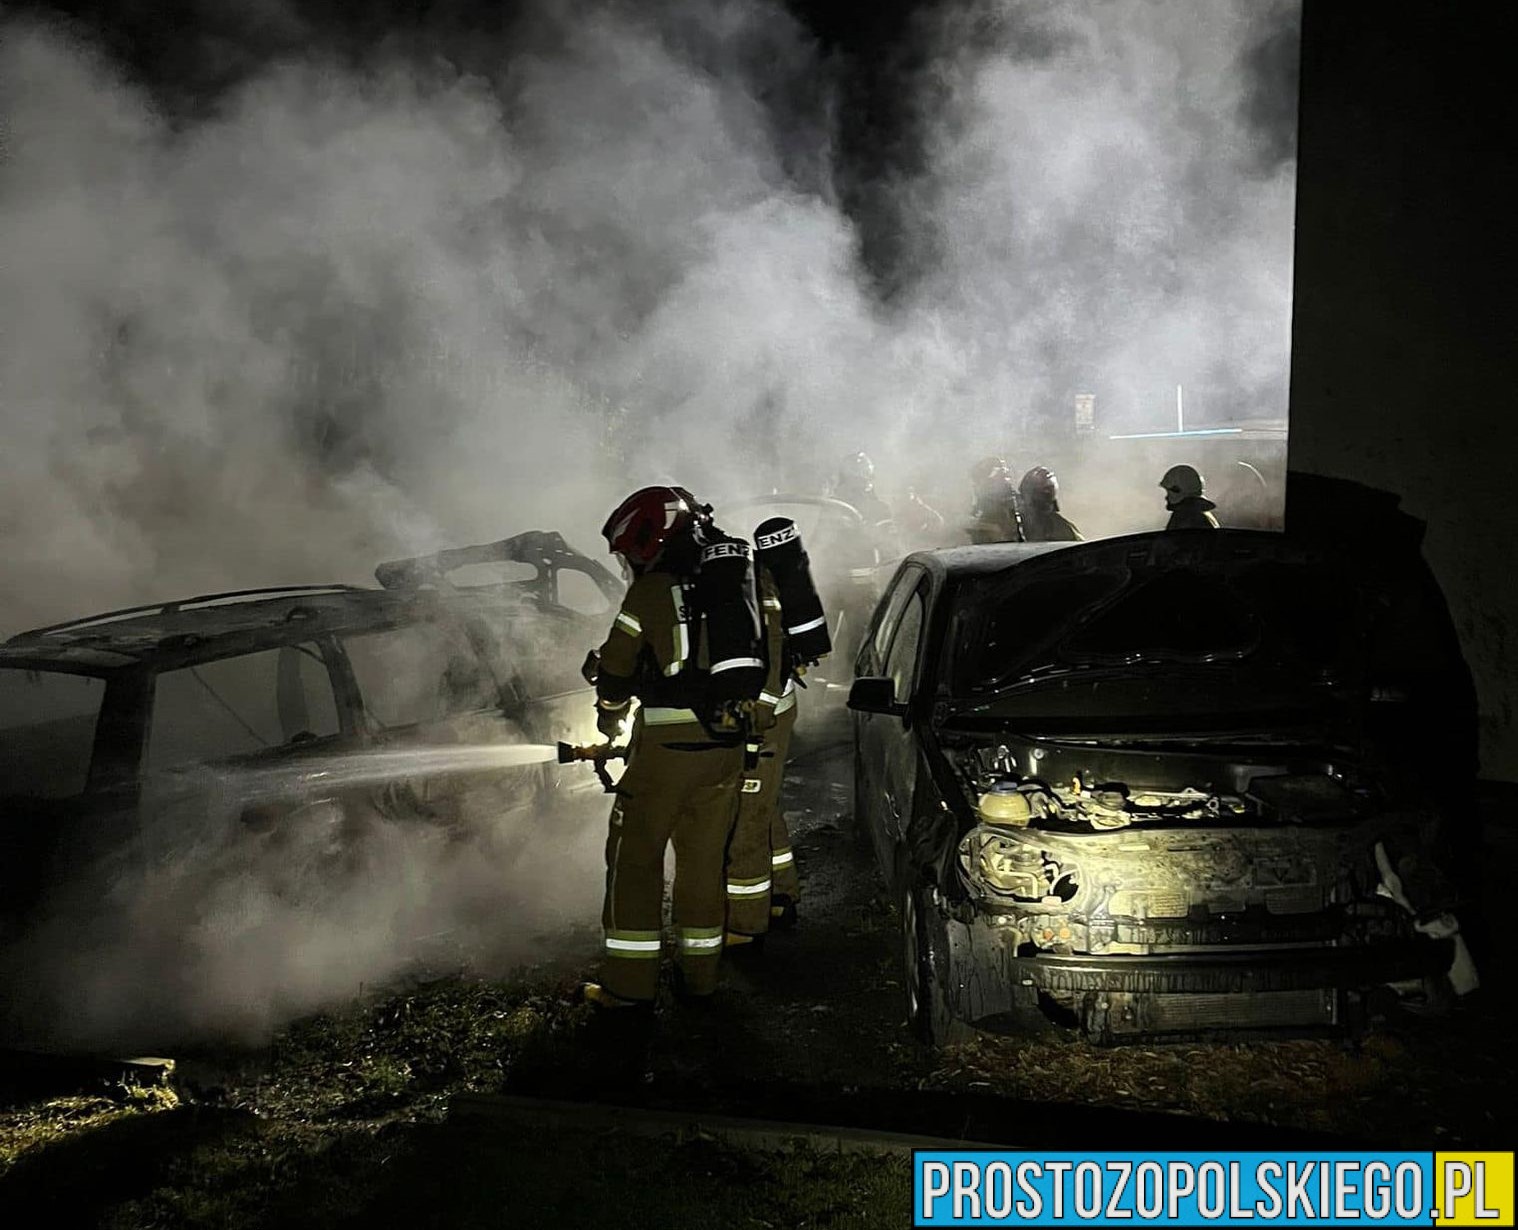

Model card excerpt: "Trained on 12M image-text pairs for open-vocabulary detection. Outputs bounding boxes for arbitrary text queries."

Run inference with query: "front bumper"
[941,912,1452,1039]
[1001,941,1452,996]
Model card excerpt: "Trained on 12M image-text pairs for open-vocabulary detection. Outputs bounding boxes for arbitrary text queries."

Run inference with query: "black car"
[0,531,621,931]
[848,480,1478,1045]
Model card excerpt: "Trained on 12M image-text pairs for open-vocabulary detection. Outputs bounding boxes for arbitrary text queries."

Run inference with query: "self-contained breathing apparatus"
[572,489,811,793]
[753,516,833,672]
[617,491,767,748]
[694,526,768,733]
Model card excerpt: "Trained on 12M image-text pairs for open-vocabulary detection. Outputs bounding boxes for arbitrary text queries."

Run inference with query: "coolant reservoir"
[977,777,1031,828]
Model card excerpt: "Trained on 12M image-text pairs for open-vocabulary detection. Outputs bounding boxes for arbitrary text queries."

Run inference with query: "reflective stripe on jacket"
[596,569,695,707]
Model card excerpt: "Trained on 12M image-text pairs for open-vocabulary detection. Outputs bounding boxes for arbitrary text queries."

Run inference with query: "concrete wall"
[1289,1,1516,780]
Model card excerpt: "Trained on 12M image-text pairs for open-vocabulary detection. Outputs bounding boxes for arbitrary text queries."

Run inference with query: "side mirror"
[847,675,908,718]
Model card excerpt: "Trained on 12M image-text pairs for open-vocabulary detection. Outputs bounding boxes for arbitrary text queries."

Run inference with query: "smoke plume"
[1,0,1298,626]
[0,0,1300,1046]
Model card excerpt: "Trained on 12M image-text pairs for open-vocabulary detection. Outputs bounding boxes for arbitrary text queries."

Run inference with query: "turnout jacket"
[595,568,701,716]
[1023,507,1083,542]
[1165,497,1220,531]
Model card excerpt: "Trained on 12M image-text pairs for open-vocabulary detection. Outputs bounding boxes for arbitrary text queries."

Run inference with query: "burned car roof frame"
[1,532,620,675]
[374,529,623,614]
[1,590,434,671]
[6,585,369,643]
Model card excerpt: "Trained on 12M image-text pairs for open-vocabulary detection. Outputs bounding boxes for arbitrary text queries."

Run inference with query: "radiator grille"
[1145,989,1334,1032]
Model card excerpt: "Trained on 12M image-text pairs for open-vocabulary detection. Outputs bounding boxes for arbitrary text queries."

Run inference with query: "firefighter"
[830,451,898,554]
[826,451,894,661]
[581,486,750,1009]
[1017,466,1083,542]
[967,456,1024,544]
[830,451,891,526]
[722,569,801,949]
[1159,464,1220,530]
[723,515,832,945]
[897,486,947,549]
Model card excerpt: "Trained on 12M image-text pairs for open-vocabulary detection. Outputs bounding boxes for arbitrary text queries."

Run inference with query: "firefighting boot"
[769,895,799,931]
[581,982,654,1012]
[723,931,767,962]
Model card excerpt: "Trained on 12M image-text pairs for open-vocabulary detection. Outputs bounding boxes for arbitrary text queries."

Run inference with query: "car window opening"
[147,645,340,773]
[0,669,107,800]
[188,665,272,750]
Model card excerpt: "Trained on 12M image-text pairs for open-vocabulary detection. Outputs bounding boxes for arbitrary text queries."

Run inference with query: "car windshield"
[0,667,107,799]
[949,557,1358,698]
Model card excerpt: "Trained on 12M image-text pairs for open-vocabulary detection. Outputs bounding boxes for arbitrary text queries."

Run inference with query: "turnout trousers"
[724,700,801,936]
[600,718,744,1002]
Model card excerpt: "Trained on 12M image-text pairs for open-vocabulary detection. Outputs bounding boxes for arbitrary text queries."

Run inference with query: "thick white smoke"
[0,0,1299,1046]
[864,0,1300,525]
[1,0,1297,628]
[1,771,610,1050]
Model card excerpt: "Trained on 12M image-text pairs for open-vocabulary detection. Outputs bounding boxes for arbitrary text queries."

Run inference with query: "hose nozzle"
[557,741,628,764]
[556,741,628,790]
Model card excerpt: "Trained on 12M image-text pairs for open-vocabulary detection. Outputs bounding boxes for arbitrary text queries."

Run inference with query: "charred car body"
[0,532,621,934]
[849,477,1478,1044]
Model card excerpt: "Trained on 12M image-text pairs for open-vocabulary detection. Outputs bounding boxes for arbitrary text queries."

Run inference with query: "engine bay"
[945,739,1375,833]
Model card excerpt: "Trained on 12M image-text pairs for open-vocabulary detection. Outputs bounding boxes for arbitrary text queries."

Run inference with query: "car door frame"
[854,563,933,880]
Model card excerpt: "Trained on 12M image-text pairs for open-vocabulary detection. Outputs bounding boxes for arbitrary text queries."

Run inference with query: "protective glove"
[596,701,628,740]
[580,650,601,685]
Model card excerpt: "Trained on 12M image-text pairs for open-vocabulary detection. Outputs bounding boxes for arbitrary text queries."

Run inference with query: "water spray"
[286,744,564,791]
[166,742,567,812]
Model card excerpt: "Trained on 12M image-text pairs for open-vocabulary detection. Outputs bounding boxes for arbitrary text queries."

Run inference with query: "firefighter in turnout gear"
[1017,466,1083,542]
[723,516,832,946]
[581,486,758,1009]
[724,581,798,945]
[1159,464,1220,531]
[897,487,948,550]
[830,452,894,535]
[966,455,1024,544]
[827,451,894,663]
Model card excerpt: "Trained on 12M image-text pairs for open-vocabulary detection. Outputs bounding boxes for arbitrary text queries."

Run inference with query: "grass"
[0,975,911,1228]
[920,1007,1513,1145]
[0,1087,180,1168]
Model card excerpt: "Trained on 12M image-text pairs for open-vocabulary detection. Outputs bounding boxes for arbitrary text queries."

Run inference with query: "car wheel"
[901,877,973,1049]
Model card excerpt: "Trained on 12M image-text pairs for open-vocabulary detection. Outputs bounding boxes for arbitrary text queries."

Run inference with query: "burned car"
[849,481,1477,1045]
[0,531,621,933]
